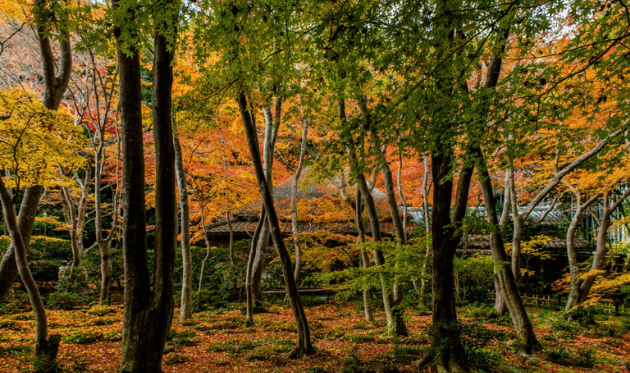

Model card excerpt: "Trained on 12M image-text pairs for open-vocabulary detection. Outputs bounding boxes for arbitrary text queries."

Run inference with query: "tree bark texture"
[174,126,193,321]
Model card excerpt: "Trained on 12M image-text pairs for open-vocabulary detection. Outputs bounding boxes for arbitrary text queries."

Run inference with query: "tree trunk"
[428,151,472,372]
[579,187,630,301]
[238,93,313,357]
[375,146,409,336]
[174,125,192,321]
[0,178,59,369]
[419,153,431,308]
[355,186,374,323]
[197,186,212,292]
[565,192,599,311]
[117,6,177,370]
[476,148,541,354]
[245,207,266,325]
[341,98,396,335]
[0,186,43,302]
[291,120,308,284]
[0,0,72,302]
[247,100,281,308]
[227,211,235,267]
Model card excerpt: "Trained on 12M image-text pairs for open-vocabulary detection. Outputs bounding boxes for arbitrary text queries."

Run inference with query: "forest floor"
[0,298,629,372]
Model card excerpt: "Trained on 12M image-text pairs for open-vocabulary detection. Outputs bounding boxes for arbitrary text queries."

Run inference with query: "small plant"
[169,330,197,347]
[12,313,34,320]
[565,305,596,326]
[574,347,596,368]
[546,346,572,366]
[165,353,189,365]
[87,306,117,316]
[103,329,122,342]
[46,292,82,310]
[91,317,116,326]
[549,317,579,333]
[63,331,103,344]
[0,320,21,330]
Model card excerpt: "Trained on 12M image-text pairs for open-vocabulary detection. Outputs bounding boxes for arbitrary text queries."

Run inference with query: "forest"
[1,0,630,372]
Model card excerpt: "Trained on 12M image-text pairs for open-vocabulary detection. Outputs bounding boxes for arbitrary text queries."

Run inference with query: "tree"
[115,0,178,370]
[0,0,73,303]
[0,88,85,369]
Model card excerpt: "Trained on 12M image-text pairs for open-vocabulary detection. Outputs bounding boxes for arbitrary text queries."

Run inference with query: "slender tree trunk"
[174,125,192,321]
[355,186,374,322]
[419,153,431,308]
[375,146,409,336]
[341,99,396,335]
[565,191,599,311]
[476,148,541,354]
[227,211,235,266]
[197,187,212,292]
[245,207,266,325]
[509,129,624,285]
[117,5,177,370]
[494,167,512,314]
[579,187,630,301]
[0,178,59,368]
[291,120,308,284]
[238,93,313,357]
[0,0,72,302]
[0,187,43,302]
[247,100,281,307]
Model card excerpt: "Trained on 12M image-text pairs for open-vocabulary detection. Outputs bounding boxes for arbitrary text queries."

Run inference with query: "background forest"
[2,0,630,372]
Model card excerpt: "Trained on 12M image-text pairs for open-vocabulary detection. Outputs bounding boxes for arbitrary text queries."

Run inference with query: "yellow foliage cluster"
[35,216,70,231]
[0,88,87,188]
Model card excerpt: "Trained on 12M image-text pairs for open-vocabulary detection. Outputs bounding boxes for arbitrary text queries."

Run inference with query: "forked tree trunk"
[0,178,59,369]
[476,148,541,354]
[425,150,472,372]
[117,5,177,371]
[564,188,600,311]
[238,93,313,357]
[0,0,72,302]
[508,128,624,285]
[247,99,281,308]
[341,99,396,335]
[0,186,43,302]
[174,125,192,321]
[578,187,630,302]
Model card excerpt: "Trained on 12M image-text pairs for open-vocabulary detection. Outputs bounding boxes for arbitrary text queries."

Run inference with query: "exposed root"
[282,344,315,359]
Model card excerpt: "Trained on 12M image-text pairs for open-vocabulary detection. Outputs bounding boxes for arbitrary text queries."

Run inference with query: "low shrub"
[165,353,189,365]
[0,320,21,330]
[549,317,579,333]
[565,306,596,326]
[46,292,82,310]
[63,331,103,344]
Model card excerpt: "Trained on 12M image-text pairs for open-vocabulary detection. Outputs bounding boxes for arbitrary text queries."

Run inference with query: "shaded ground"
[0,300,629,372]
